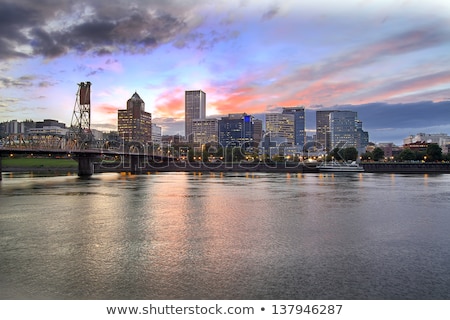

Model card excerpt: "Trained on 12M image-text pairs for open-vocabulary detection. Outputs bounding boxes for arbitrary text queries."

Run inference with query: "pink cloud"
[154,88,185,118]
[96,103,120,114]
[354,70,450,103]
[210,86,266,114]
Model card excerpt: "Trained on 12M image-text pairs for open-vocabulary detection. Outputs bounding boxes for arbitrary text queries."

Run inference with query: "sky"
[0,0,450,145]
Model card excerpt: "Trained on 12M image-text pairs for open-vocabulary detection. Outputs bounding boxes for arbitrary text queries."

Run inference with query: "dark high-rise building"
[252,119,263,144]
[356,119,369,154]
[185,90,206,143]
[316,110,368,154]
[218,113,254,148]
[316,110,332,151]
[118,92,152,143]
[282,106,306,146]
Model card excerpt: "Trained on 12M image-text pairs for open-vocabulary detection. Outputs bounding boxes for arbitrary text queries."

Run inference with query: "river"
[1,171,449,299]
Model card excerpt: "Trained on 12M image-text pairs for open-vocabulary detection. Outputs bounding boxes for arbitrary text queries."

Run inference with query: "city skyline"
[1,0,450,145]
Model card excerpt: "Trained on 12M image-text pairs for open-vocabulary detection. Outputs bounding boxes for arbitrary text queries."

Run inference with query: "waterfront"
[1,172,450,299]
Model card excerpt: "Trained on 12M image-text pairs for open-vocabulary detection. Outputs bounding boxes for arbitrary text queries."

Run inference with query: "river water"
[0,171,449,299]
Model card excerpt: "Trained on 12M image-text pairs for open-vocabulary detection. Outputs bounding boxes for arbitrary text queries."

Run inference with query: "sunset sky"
[1,0,449,144]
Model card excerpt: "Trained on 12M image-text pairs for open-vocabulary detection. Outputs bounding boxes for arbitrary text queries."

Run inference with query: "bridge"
[0,82,171,180]
[0,146,172,180]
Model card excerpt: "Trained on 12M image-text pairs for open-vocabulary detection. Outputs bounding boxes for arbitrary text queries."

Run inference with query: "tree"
[223,147,246,162]
[426,144,442,162]
[361,151,373,161]
[398,148,415,161]
[343,147,358,161]
[330,147,343,160]
[444,153,450,162]
[329,147,358,161]
[372,147,385,161]
[415,151,426,162]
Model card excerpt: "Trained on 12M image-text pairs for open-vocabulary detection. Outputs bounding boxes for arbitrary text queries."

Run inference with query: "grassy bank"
[2,157,78,169]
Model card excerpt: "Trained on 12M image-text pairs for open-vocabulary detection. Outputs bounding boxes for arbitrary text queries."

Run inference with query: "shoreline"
[3,162,450,175]
[1,167,78,174]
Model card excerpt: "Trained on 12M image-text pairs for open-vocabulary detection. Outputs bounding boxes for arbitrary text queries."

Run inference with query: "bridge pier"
[130,154,142,174]
[0,155,2,181]
[77,154,94,177]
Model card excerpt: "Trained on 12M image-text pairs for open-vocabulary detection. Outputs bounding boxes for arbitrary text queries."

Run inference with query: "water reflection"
[1,172,450,299]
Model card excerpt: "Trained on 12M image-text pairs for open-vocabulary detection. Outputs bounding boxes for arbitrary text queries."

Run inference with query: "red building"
[118,92,152,143]
[403,141,429,152]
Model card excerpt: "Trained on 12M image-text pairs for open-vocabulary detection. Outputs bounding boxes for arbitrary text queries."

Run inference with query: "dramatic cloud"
[0,1,66,59]
[0,76,34,89]
[309,101,450,131]
[302,101,450,143]
[261,6,280,21]
[1,0,449,144]
[0,0,193,59]
[359,71,450,101]
[276,25,450,86]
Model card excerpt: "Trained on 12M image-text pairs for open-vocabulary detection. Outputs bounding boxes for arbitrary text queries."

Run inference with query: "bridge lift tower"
[69,81,93,149]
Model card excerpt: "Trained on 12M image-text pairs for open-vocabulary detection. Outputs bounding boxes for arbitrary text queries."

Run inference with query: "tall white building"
[328,111,368,154]
[151,123,162,145]
[329,111,358,149]
[185,90,206,143]
[282,106,306,146]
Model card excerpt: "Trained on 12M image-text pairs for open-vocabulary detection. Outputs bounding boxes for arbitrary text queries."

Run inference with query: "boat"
[318,160,364,172]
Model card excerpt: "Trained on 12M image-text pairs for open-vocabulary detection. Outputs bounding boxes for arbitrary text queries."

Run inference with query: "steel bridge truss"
[68,81,93,150]
[1,133,67,150]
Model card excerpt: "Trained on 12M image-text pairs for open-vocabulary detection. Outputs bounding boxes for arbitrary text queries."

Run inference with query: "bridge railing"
[0,144,169,159]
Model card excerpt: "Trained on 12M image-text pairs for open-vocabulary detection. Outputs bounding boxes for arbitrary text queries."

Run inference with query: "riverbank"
[1,157,78,168]
[95,161,450,174]
[95,161,316,173]
[3,157,450,175]
[0,158,78,176]
[362,162,450,173]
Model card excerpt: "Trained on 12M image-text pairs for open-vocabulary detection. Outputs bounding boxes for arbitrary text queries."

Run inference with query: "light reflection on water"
[1,172,450,299]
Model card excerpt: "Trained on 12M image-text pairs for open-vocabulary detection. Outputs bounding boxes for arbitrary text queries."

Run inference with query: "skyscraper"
[356,119,369,154]
[185,90,206,143]
[151,123,162,145]
[218,113,254,147]
[329,111,358,149]
[252,119,263,144]
[118,92,152,143]
[265,113,295,145]
[317,110,368,153]
[316,110,332,151]
[282,106,306,146]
